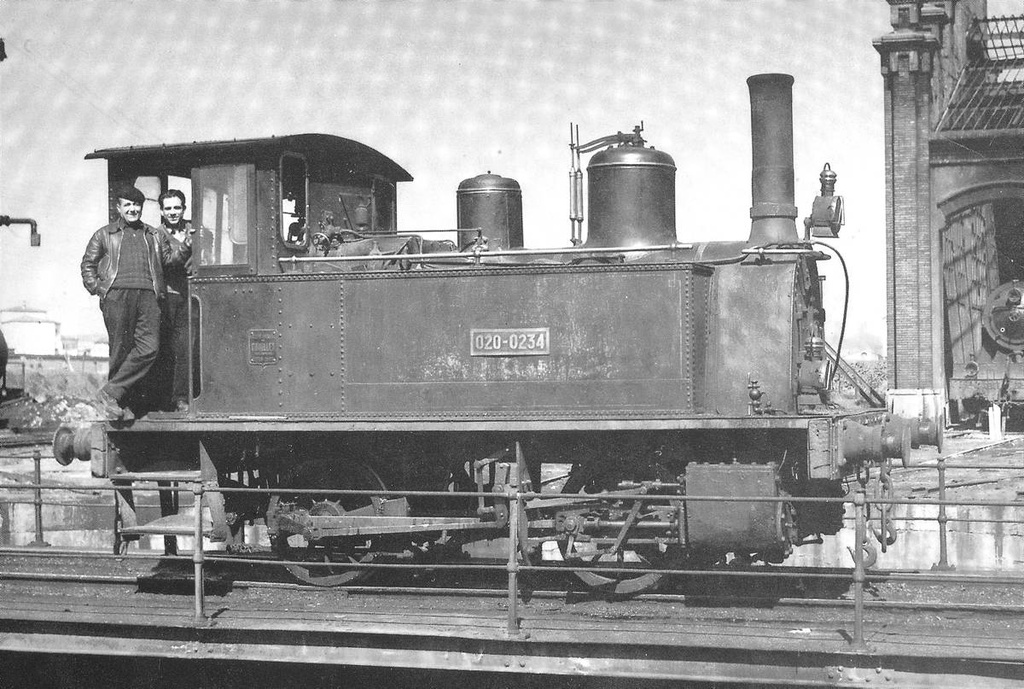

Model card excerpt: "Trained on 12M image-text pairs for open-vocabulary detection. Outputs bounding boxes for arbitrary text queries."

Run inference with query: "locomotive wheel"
[269,460,387,587]
[559,465,680,597]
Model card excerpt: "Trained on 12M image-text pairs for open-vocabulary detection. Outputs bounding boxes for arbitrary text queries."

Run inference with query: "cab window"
[127,175,193,227]
[307,178,396,237]
[167,175,193,223]
[311,183,373,234]
[133,176,162,227]
[371,178,396,234]
[193,164,254,266]
[280,153,308,248]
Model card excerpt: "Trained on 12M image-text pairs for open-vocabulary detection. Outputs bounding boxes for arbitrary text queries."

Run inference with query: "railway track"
[4,567,1024,619]
[2,551,1023,688]
[888,435,1024,499]
[2,549,1021,611]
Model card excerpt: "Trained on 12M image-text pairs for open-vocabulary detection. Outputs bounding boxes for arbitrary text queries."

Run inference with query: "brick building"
[874,1,1024,420]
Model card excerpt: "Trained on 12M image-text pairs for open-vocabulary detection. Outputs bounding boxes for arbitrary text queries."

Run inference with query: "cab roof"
[85,133,413,182]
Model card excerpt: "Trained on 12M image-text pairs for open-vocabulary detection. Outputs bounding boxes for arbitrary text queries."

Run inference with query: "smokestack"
[747,74,798,245]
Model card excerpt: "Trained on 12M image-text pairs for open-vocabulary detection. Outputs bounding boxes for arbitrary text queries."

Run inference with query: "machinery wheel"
[269,460,387,587]
[558,464,680,596]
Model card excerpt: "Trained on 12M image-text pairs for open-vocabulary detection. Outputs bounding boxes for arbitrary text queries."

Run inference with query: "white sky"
[2,0,1008,354]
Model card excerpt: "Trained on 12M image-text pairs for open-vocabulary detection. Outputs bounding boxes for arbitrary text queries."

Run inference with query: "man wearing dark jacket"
[154,189,194,412]
[81,184,191,419]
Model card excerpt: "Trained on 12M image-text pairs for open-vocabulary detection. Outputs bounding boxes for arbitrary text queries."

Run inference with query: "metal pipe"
[0,216,41,246]
[568,122,580,243]
[573,124,584,246]
[395,227,480,235]
[573,170,584,243]
[30,449,49,547]
[739,247,827,255]
[192,482,206,625]
[279,242,694,265]
[747,74,798,245]
[13,480,1024,509]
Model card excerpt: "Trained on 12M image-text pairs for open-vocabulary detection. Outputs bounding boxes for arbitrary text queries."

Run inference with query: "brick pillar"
[874,3,940,390]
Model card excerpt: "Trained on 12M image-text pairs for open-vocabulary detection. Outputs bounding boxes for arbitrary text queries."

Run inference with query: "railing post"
[506,482,521,636]
[192,481,206,625]
[932,455,955,571]
[30,449,49,547]
[851,488,869,652]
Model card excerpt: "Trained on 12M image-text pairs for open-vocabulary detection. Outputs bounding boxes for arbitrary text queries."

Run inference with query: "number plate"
[470,328,550,357]
[248,329,279,366]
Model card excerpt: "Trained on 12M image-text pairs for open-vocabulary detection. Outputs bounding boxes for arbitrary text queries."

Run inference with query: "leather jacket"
[81,218,191,300]
[156,222,194,297]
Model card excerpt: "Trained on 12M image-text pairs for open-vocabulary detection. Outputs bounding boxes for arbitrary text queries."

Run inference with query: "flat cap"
[114,184,146,204]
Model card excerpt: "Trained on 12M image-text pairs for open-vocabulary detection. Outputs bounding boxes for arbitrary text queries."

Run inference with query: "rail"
[0,441,1022,649]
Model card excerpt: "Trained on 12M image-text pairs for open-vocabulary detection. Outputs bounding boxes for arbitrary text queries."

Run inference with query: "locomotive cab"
[86,134,413,409]
[86,133,411,276]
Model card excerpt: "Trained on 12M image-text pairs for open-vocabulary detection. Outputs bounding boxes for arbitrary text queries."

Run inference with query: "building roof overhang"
[936,16,1024,135]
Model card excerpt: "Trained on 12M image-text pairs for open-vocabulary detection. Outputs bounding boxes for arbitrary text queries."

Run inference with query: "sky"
[0,0,999,354]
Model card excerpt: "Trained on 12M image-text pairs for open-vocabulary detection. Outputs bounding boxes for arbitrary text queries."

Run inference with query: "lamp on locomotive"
[804,163,845,239]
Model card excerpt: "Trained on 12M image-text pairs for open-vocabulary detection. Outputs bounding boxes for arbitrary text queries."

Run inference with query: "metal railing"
[1,444,1023,647]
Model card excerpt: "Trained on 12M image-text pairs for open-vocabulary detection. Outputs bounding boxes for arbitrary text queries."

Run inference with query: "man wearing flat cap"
[81,184,192,419]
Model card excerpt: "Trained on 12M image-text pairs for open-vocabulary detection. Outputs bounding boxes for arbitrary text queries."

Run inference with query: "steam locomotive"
[55,74,940,595]
[945,208,1024,426]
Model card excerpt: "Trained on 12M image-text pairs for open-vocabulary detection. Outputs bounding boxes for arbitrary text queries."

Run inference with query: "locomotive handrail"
[394,227,481,235]
[739,246,829,256]
[278,242,695,265]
